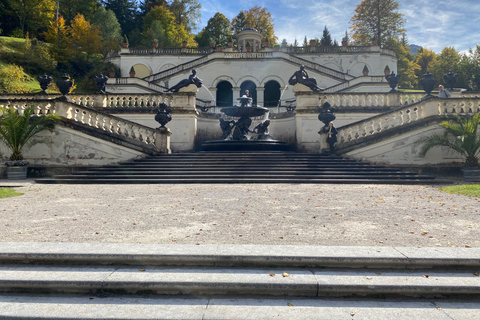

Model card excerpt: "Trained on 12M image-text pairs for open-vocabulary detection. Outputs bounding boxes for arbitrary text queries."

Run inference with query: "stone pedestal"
[155,127,172,154]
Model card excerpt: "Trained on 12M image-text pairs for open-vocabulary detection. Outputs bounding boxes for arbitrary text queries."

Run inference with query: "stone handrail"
[0,99,160,152]
[319,92,425,108]
[143,56,210,83]
[286,45,396,57]
[324,76,386,93]
[287,55,348,80]
[126,47,212,55]
[336,97,480,147]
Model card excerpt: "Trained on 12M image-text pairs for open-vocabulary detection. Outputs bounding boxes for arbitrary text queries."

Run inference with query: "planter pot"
[182,42,188,48]
[274,46,280,51]
[130,72,136,77]
[342,41,347,46]
[363,72,369,76]
[152,42,158,48]
[108,72,115,78]
[6,166,27,180]
[227,42,233,48]
[463,167,480,182]
[122,43,129,48]
[246,47,251,52]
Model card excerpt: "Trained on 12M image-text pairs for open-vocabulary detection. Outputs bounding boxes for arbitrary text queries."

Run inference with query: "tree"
[168,0,201,33]
[231,7,277,45]
[349,0,405,47]
[320,26,333,46]
[4,0,56,37]
[60,0,100,23]
[416,114,480,167]
[91,6,122,51]
[103,0,138,36]
[142,5,192,47]
[44,16,72,63]
[195,12,230,47]
[68,14,103,59]
[384,38,419,89]
[0,105,60,161]
[430,47,461,87]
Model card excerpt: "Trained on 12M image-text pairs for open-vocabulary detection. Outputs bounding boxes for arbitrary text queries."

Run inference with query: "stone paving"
[0,180,479,247]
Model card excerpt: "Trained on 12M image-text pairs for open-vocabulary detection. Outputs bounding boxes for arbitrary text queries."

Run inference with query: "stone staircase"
[35,152,439,184]
[0,243,478,319]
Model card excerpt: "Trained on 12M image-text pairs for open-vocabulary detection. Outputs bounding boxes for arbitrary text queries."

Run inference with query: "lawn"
[0,187,23,198]
[439,184,480,198]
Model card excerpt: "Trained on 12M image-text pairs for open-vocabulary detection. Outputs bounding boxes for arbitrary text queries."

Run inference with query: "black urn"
[154,103,172,128]
[318,102,336,128]
[56,74,73,96]
[420,72,437,96]
[37,74,53,94]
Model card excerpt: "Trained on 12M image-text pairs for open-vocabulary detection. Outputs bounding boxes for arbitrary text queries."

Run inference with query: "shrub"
[0,64,31,94]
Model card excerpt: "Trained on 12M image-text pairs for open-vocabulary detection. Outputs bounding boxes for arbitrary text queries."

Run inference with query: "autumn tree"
[142,5,192,47]
[349,0,405,47]
[384,38,419,88]
[429,47,461,87]
[44,17,72,63]
[168,0,202,33]
[68,14,103,60]
[195,12,230,47]
[231,7,277,45]
[4,0,56,37]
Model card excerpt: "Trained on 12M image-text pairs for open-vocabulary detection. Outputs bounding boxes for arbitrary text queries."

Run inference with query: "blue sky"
[197,0,480,54]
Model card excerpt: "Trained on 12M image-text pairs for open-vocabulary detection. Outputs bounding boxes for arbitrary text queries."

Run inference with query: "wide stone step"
[1,265,479,297]
[1,296,477,319]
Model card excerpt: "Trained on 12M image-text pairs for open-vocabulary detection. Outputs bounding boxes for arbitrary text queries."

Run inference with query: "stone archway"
[264,80,281,107]
[240,80,257,105]
[216,81,233,107]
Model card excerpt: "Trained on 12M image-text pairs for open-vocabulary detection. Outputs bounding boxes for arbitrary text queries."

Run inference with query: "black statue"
[385,71,401,92]
[220,118,235,140]
[166,69,202,92]
[154,103,172,128]
[232,116,252,140]
[253,120,272,141]
[56,74,73,97]
[37,74,53,94]
[420,72,437,96]
[93,74,109,94]
[443,71,458,91]
[318,102,336,129]
[288,65,322,91]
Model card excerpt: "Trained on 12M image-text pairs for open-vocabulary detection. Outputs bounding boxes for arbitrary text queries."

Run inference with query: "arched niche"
[131,64,150,78]
[264,80,281,107]
[216,81,233,107]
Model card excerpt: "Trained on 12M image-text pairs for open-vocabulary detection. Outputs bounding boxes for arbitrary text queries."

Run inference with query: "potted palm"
[0,106,60,180]
[415,114,480,182]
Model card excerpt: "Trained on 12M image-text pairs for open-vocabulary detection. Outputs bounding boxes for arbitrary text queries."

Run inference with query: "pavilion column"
[256,87,265,106]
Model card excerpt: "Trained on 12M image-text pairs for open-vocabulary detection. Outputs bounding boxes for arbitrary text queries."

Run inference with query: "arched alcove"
[216,81,233,107]
[131,64,150,78]
[264,80,281,107]
[240,80,257,105]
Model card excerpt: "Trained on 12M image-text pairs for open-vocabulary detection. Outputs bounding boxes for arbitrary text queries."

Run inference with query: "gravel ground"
[0,180,479,247]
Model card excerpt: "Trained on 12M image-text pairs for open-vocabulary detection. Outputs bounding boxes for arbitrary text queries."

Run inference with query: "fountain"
[200,95,290,151]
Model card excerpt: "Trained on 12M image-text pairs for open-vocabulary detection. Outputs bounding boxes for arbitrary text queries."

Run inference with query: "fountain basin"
[220,106,269,118]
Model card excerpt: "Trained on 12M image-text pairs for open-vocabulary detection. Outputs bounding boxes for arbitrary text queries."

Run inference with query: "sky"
[196,0,480,54]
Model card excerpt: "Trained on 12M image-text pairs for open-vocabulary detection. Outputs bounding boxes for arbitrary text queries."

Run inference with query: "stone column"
[256,87,265,106]
[233,87,241,100]
[294,86,323,153]
[155,127,172,154]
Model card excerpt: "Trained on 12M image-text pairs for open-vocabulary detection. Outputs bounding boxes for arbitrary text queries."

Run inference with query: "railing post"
[155,127,172,154]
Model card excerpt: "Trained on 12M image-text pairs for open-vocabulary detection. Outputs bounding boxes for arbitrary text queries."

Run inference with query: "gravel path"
[1,180,479,247]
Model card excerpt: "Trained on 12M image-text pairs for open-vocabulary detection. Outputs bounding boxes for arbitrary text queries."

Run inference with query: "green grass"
[439,184,480,198]
[0,36,25,52]
[0,187,23,198]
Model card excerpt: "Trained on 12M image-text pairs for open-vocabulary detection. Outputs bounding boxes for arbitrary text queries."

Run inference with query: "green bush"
[0,64,31,93]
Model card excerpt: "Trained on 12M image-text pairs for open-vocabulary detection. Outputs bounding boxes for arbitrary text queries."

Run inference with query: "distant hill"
[409,44,421,54]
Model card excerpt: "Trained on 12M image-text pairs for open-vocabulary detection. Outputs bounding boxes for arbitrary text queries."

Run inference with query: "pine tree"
[320,26,332,46]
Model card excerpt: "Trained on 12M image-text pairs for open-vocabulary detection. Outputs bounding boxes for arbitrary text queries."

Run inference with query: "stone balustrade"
[0,99,159,150]
[336,97,480,146]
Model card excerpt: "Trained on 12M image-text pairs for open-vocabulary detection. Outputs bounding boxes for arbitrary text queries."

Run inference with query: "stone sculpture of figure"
[220,118,235,140]
[253,119,272,141]
[385,71,400,92]
[166,69,203,92]
[232,117,252,140]
[288,65,321,91]
[94,74,109,94]
[443,71,459,91]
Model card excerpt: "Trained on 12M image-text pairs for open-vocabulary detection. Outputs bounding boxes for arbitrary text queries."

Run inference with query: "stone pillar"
[155,127,172,154]
[294,86,323,153]
[256,87,265,106]
[233,87,241,100]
